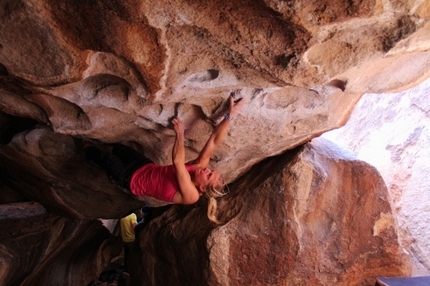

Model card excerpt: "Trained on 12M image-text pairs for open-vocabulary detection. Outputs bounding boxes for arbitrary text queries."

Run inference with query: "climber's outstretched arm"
[191,95,245,168]
[171,117,200,204]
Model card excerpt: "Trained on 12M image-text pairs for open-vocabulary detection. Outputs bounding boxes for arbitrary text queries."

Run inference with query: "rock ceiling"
[1,0,429,217]
[1,0,429,285]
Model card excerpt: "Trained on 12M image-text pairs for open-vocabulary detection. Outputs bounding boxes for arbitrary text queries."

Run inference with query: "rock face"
[0,202,121,286]
[0,127,144,219]
[0,0,428,217]
[323,78,430,276]
[130,138,409,286]
[0,0,429,285]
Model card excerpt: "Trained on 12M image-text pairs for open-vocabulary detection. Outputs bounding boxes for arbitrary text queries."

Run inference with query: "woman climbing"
[86,95,245,205]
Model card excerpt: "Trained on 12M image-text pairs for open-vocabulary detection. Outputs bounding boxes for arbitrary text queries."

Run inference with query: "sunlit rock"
[323,78,430,276]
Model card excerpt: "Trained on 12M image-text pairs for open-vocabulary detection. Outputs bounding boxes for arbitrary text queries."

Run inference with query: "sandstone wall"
[130,138,410,286]
[0,0,429,284]
[323,78,430,276]
[0,202,122,286]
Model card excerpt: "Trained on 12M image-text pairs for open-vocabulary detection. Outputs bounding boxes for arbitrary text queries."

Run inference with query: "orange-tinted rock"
[130,138,409,286]
[323,78,430,276]
[0,0,428,284]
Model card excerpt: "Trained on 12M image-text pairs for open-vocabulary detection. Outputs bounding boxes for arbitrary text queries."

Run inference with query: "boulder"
[0,0,429,284]
[323,78,430,276]
[0,127,143,219]
[0,202,121,285]
[129,138,410,286]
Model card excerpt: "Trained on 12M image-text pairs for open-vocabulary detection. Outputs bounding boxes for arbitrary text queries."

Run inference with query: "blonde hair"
[204,185,224,198]
[203,176,229,199]
[205,178,230,225]
[207,197,221,224]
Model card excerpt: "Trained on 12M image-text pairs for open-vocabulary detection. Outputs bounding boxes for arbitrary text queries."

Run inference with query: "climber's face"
[194,167,221,191]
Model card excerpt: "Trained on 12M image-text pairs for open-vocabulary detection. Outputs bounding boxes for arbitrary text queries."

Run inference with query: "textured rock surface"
[0,0,428,216]
[0,202,121,286]
[323,78,430,276]
[130,138,410,286]
[0,127,144,218]
[0,0,429,285]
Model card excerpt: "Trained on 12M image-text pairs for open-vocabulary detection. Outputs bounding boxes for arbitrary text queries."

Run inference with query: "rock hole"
[189,69,220,83]
[328,79,347,92]
[274,54,295,68]
[0,63,8,76]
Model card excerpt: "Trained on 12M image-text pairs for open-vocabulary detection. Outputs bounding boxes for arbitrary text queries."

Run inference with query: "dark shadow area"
[0,63,8,76]
[0,179,31,204]
[0,112,38,144]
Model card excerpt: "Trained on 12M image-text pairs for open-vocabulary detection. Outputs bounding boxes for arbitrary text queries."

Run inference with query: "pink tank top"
[130,164,196,202]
